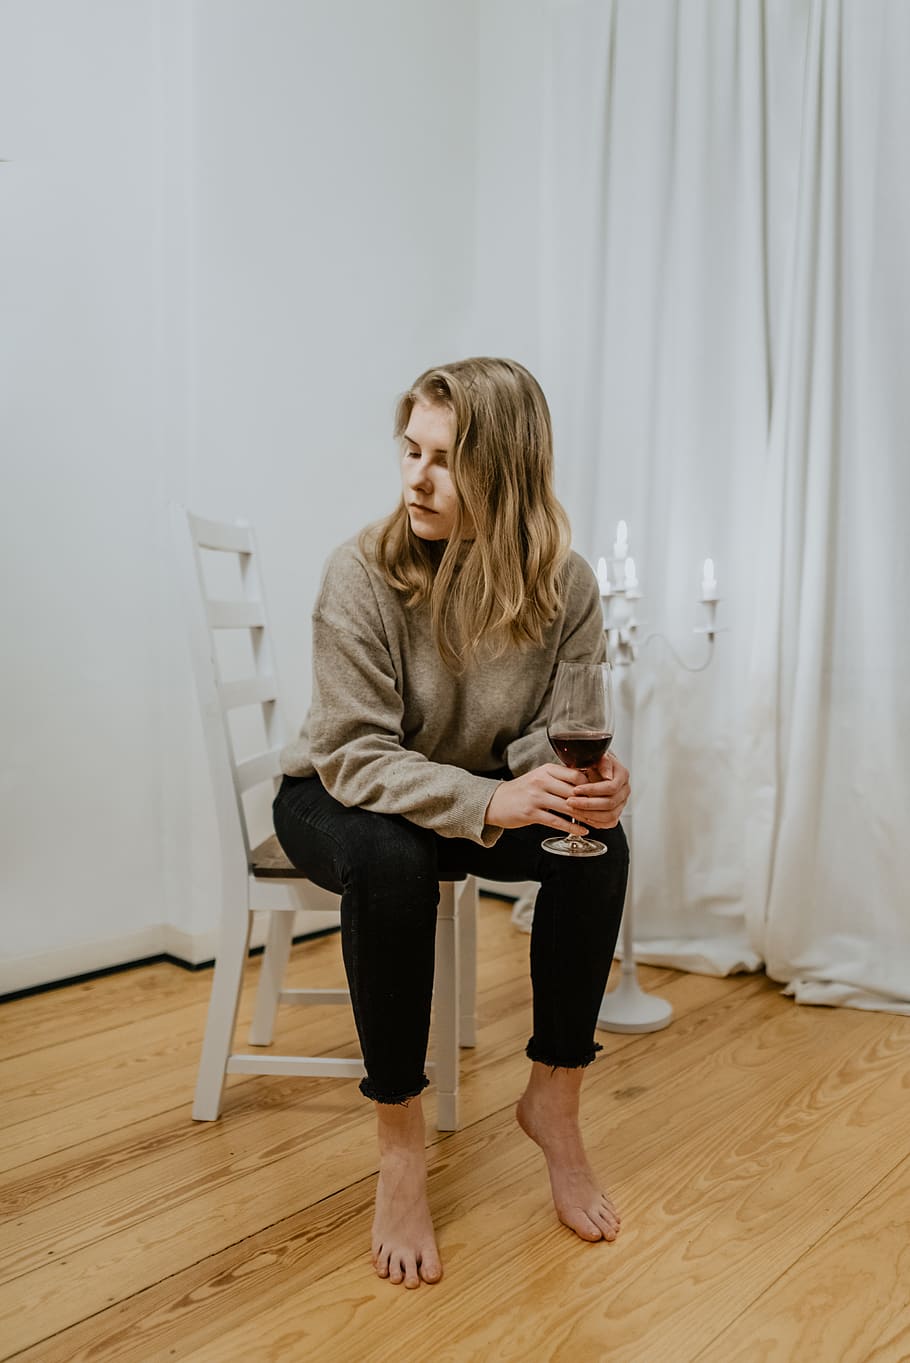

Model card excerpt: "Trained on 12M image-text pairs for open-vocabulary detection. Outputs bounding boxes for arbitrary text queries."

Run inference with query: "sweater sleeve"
[503,555,607,777]
[307,551,503,846]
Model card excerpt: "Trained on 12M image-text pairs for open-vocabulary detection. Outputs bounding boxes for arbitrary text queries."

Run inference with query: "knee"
[538,822,629,893]
[338,814,439,901]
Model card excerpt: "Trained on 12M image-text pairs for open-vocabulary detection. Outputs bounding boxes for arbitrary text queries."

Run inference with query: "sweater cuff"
[475,776,506,847]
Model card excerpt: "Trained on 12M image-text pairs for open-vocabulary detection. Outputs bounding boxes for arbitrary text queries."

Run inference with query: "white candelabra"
[596,522,724,1033]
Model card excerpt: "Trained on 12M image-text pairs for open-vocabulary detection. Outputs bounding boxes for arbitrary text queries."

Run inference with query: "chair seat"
[251,834,306,878]
[249,833,468,883]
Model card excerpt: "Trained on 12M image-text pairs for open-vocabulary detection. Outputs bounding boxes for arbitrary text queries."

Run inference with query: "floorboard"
[1,899,907,1363]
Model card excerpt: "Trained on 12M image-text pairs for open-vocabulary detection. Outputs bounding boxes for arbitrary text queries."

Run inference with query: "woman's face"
[401,399,467,541]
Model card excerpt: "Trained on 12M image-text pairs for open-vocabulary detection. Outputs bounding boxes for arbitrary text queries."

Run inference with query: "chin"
[408,515,450,542]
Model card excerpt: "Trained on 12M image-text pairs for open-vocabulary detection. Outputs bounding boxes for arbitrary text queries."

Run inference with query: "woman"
[273,357,631,1289]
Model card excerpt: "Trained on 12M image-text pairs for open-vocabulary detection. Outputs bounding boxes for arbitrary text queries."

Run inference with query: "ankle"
[522,1065,583,1118]
[375,1097,426,1156]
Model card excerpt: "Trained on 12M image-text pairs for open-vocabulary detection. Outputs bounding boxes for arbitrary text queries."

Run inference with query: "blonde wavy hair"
[361,357,571,670]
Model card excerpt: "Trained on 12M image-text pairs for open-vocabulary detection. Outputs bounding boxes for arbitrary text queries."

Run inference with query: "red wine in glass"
[548,732,613,770]
[542,661,615,858]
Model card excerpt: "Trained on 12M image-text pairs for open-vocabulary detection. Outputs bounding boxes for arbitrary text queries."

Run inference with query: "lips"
[410,503,437,514]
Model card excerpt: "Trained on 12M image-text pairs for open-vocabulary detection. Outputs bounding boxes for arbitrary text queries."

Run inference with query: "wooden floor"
[2,899,909,1363]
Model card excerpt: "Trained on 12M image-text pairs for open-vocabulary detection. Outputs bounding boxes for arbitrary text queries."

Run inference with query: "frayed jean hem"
[359,1073,430,1105]
[525,1040,603,1070]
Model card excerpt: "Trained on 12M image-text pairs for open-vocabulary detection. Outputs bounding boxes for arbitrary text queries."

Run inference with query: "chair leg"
[434,881,459,1132]
[249,910,295,1045]
[193,910,253,1121]
[458,877,478,1049]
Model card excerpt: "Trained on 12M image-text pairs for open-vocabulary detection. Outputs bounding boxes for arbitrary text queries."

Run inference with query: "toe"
[594,1208,618,1240]
[419,1251,443,1284]
[403,1254,421,1289]
[598,1198,619,1224]
[389,1255,405,1285]
[562,1208,603,1241]
[597,1197,620,1229]
[374,1245,390,1278]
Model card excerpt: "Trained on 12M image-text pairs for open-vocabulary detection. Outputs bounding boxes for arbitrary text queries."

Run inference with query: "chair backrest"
[172,506,289,874]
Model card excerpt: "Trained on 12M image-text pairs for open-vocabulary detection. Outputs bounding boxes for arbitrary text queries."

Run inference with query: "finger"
[544,764,587,786]
[573,771,625,791]
[569,785,626,801]
[542,775,588,802]
[542,811,590,835]
[574,813,619,829]
[567,799,628,825]
[572,808,628,830]
[569,784,630,807]
[572,781,615,797]
[572,790,629,817]
[568,801,618,824]
[549,788,605,821]
[572,778,630,799]
[596,757,628,785]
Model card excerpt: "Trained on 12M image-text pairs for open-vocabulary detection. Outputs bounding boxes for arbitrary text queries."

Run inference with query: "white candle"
[613,520,629,560]
[701,557,718,601]
[596,556,610,595]
[624,556,638,590]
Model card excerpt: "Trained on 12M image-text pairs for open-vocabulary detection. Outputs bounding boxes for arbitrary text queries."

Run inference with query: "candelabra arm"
[641,631,716,674]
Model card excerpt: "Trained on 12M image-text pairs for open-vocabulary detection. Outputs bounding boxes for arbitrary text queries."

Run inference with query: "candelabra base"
[596,970,674,1033]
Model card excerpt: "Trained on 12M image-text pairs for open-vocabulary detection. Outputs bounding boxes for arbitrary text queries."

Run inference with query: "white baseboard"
[161,910,341,966]
[1,910,341,997]
[1,926,166,997]
[4,883,535,997]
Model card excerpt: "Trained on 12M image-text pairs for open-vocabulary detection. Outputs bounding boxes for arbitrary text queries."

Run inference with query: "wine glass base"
[541,836,607,858]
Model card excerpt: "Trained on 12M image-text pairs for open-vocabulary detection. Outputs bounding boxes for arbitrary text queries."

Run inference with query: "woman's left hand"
[565,753,631,829]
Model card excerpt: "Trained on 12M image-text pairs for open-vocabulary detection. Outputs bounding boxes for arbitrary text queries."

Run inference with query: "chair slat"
[207,601,265,629]
[220,676,278,710]
[189,515,253,553]
[226,1055,366,1079]
[235,748,283,792]
[278,988,350,1005]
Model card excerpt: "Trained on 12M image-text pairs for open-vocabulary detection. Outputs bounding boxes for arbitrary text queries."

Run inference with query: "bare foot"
[517,1063,621,1243]
[371,1097,442,1288]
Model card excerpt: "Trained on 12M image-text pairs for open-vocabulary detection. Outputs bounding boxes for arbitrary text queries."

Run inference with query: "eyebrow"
[403,431,450,455]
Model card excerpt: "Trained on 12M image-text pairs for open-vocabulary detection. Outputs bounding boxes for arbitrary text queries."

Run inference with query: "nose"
[406,455,434,496]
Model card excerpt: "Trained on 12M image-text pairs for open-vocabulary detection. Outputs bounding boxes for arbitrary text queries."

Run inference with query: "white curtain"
[539,0,910,1010]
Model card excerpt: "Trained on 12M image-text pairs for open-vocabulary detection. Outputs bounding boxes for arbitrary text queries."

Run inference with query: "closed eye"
[404,444,448,468]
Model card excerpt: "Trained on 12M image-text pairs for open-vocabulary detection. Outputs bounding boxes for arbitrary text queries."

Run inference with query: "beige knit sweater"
[279,539,605,845]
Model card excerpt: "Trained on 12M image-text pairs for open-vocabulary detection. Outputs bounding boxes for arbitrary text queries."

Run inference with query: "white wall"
[1,0,481,990]
[189,0,480,744]
[467,0,547,368]
[1,1,182,984]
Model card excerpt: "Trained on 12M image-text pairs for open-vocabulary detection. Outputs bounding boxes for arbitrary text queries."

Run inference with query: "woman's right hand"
[484,764,589,835]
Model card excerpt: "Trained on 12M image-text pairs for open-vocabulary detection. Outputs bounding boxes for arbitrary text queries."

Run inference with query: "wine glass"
[542,660,615,857]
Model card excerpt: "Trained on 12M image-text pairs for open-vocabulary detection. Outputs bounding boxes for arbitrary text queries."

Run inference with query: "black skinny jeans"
[272,775,629,1104]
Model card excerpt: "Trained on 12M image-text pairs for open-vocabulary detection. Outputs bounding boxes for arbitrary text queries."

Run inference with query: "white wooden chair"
[172,507,477,1131]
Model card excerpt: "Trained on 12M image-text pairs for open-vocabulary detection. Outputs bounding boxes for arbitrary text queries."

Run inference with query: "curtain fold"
[746,0,910,1011]
[540,0,910,1010]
